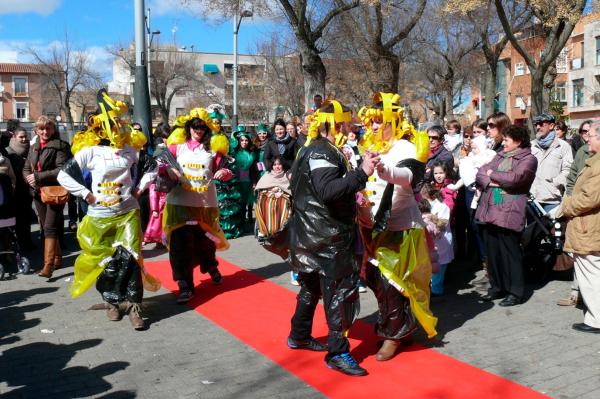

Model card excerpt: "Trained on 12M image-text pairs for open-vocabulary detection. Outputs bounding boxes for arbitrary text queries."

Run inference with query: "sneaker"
[357,280,367,293]
[209,268,222,285]
[326,352,367,376]
[290,271,299,286]
[287,336,327,352]
[106,303,122,321]
[177,280,194,303]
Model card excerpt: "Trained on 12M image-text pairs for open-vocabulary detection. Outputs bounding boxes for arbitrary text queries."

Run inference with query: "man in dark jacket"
[287,100,379,376]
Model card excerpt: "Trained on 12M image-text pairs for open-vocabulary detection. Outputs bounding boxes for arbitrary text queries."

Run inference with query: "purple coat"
[475,148,538,232]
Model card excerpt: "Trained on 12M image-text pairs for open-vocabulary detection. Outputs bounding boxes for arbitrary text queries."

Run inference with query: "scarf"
[537,130,555,150]
[492,148,520,205]
[274,133,291,155]
[254,170,291,194]
[8,137,29,157]
[429,143,441,158]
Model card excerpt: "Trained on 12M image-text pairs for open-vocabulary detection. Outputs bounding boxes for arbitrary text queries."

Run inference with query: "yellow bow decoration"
[305,99,352,147]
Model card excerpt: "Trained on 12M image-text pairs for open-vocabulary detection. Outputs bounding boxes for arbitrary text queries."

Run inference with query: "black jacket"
[263,136,297,171]
[288,137,367,279]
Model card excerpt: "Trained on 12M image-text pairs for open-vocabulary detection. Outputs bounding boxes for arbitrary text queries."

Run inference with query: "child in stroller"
[522,194,564,282]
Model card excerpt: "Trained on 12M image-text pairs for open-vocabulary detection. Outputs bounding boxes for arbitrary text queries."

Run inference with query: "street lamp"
[145,8,160,93]
[232,7,253,129]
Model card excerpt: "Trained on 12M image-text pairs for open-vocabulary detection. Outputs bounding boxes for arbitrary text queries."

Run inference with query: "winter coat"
[475,147,537,232]
[23,137,71,196]
[566,144,590,196]
[425,146,454,182]
[557,153,600,255]
[530,137,573,203]
[288,136,368,280]
[263,136,297,171]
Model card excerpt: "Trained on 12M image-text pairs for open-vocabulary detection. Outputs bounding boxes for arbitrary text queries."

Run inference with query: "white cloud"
[0,0,62,16]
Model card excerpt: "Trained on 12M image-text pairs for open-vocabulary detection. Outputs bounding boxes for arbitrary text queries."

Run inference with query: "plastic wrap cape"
[96,245,143,304]
[371,228,438,338]
[70,209,161,298]
[162,204,229,251]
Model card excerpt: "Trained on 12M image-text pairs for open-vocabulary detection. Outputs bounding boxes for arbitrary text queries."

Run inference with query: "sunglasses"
[534,121,548,126]
[464,135,473,139]
[428,135,441,141]
[487,123,497,129]
[581,129,590,134]
[191,124,207,130]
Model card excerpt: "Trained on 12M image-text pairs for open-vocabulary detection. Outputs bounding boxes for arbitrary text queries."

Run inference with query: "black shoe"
[287,337,327,352]
[177,280,194,304]
[498,294,521,307]
[208,268,222,285]
[326,352,367,376]
[481,291,504,301]
[572,323,600,334]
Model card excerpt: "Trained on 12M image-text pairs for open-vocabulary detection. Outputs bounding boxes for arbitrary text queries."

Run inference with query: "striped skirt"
[255,190,291,238]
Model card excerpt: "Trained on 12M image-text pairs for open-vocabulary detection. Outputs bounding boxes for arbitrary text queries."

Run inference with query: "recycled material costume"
[161,108,230,302]
[231,125,258,225]
[200,105,243,239]
[287,100,371,376]
[357,92,437,361]
[57,89,161,329]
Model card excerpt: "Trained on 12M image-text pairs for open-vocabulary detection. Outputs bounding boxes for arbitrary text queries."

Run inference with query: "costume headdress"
[71,89,146,154]
[257,122,269,133]
[358,92,429,162]
[305,99,352,147]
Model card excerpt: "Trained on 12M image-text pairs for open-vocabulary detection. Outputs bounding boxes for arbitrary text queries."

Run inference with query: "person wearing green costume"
[254,122,270,178]
[206,104,244,239]
[232,125,258,229]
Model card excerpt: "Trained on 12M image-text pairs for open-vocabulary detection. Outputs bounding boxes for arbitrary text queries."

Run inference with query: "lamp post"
[232,7,253,129]
[133,0,152,146]
[145,8,160,92]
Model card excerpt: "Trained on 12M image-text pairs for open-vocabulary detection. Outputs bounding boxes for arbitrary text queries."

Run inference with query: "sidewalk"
[1,233,598,398]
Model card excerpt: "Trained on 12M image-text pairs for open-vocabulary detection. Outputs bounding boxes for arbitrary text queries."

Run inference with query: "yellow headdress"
[305,99,352,147]
[165,107,220,146]
[358,92,429,163]
[71,89,146,154]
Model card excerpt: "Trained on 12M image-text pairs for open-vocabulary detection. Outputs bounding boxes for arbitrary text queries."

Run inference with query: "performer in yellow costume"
[58,89,160,330]
[357,92,438,361]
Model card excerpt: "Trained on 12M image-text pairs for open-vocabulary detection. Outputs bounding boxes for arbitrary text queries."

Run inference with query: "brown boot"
[106,303,122,321]
[38,238,57,278]
[126,302,145,330]
[376,339,400,361]
[54,240,62,270]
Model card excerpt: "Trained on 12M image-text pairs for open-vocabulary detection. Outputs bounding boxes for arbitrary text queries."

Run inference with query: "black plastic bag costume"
[96,246,143,304]
[287,136,367,359]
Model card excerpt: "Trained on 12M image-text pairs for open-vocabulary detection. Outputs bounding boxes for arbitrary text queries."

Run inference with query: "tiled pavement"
[1,232,599,398]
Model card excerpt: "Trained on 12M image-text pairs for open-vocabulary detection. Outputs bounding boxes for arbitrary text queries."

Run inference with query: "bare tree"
[21,32,102,134]
[495,0,586,116]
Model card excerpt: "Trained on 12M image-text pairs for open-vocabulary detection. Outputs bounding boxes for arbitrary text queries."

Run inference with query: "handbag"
[40,185,69,205]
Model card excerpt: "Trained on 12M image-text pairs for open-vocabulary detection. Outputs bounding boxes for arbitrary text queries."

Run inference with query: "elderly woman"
[475,125,537,306]
[555,122,600,333]
[23,116,71,278]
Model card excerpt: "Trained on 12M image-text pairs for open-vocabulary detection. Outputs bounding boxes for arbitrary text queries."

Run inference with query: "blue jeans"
[431,263,449,295]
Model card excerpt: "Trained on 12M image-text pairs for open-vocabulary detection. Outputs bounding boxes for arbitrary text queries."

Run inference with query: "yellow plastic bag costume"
[70,210,161,298]
[372,229,438,338]
[162,204,229,251]
[305,99,352,147]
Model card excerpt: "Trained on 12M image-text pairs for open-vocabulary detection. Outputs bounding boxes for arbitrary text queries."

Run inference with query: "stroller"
[0,224,30,280]
[521,194,563,282]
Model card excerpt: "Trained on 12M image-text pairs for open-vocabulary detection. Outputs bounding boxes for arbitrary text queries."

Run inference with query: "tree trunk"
[530,69,544,117]
[298,43,326,111]
[484,67,497,119]
[445,88,454,120]
[373,53,399,92]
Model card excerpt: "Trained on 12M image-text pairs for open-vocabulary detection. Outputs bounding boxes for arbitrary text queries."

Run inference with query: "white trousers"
[574,253,600,328]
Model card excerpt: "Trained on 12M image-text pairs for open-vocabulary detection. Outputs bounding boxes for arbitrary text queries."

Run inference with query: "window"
[13,77,27,96]
[514,63,525,76]
[15,102,28,120]
[556,48,568,73]
[175,108,186,117]
[551,82,567,103]
[515,96,526,109]
[573,79,584,107]
[596,37,600,65]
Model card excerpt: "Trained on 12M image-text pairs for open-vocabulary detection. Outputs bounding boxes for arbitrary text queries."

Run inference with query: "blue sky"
[0,0,278,80]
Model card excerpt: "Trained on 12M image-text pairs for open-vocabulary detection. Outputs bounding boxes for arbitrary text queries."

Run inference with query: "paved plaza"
[1,231,600,398]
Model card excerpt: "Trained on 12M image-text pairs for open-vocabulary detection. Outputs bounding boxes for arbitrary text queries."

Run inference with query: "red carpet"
[145,259,550,399]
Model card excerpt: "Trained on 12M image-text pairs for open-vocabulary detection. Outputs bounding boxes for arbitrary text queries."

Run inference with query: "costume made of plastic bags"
[368,228,437,338]
[162,204,229,251]
[70,209,160,298]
